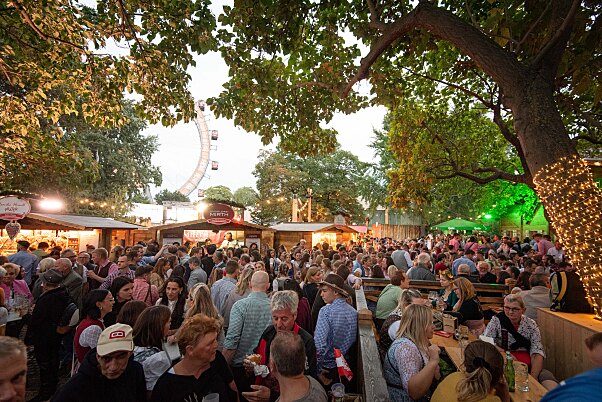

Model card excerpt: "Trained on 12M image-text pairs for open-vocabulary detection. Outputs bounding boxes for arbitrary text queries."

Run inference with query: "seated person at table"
[519,273,552,320]
[383,304,440,401]
[375,270,409,330]
[445,277,485,336]
[483,294,558,390]
[541,332,602,401]
[378,289,425,358]
[432,340,510,402]
[433,270,458,309]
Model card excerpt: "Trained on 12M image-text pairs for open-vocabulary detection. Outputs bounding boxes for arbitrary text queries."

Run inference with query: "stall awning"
[151,219,274,232]
[270,222,359,233]
[0,213,143,231]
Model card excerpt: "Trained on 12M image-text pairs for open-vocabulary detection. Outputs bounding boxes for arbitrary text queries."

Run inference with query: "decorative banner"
[204,203,235,225]
[5,221,21,240]
[0,196,31,220]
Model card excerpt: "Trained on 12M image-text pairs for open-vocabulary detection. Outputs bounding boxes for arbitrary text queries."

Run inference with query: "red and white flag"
[334,348,353,381]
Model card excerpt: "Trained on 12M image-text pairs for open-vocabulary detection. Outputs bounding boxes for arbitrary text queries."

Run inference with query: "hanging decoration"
[5,221,21,240]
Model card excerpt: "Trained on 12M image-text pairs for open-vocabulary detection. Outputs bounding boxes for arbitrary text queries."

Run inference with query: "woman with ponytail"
[432,340,510,402]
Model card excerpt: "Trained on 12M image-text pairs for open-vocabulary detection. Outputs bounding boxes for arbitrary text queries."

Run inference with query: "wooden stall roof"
[151,219,274,232]
[270,222,359,233]
[0,213,142,231]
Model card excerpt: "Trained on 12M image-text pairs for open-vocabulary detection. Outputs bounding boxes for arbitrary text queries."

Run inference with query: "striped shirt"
[99,268,135,290]
[315,297,357,371]
[223,291,272,366]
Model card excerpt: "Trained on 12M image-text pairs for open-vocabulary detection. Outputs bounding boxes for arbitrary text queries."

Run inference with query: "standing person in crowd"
[185,283,225,349]
[53,324,147,402]
[272,264,289,292]
[223,267,254,332]
[26,270,74,402]
[445,277,485,335]
[156,277,187,334]
[452,249,477,275]
[262,332,326,402]
[150,257,170,290]
[0,337,28,402]
[263,249,280,276]
[187,256,207,289]
[201,244,217,278]
[109,246,125,264]
[104,277,134,327]
[74,290,114,364]
[88,248,117,290]
[384,304,440,401]
[99,253,136,290]
[314,274,357,389]
[151,314,238,402]
[375,270,409,330]
[53,255,84,307]
[8,240,38,285]
[116,300,147,328]
[283,278,313,334]
[132,305,173,392]
[484,294,558,390]
[223,271,272,399]
[432,340,510,402]
[242,290,318,402]
[302,265,322,308]
[212,260,240,317]
[132,265,159,306]
[1,263,33,337]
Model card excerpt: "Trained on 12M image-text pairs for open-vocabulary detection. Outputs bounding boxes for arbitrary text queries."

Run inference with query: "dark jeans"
[35,346,60,399]
[60,328,75,367]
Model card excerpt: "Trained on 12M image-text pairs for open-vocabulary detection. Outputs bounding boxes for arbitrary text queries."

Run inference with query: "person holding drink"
[483,294,558,390]
[433,270,458,311]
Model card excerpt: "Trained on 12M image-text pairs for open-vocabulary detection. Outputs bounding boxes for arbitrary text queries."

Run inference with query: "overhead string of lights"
[533,155,602,319]
[78,199,127,211]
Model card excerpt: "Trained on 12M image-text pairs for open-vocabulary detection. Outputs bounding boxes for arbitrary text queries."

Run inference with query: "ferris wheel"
[177,100,219,197]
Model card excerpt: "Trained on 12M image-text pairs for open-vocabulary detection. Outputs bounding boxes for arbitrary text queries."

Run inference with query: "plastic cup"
[203,393,219,402]
[331,382,345,399]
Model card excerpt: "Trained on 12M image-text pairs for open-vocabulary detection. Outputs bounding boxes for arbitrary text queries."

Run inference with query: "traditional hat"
[318,273,349,298]
[41,269,63,285]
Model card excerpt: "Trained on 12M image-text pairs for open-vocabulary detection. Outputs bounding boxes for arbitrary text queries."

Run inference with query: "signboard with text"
[0,196,31,220]
[204,203,235,225]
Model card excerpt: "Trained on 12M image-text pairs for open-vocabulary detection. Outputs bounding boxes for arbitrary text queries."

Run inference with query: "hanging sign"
[0,196,31,220]
[205,203,235,225]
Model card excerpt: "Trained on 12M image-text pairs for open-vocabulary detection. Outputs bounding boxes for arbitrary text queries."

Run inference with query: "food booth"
[0,213,142,254]
[270,222,359,250]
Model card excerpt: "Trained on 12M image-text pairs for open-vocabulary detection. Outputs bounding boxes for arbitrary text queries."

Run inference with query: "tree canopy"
[155,189,190,204]
[252,148,369,224]
[233,186,259,207]
[203,185,234,203]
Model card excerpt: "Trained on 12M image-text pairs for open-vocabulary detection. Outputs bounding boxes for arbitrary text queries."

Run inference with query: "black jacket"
[26,287,71,349]
[51,348,146,402]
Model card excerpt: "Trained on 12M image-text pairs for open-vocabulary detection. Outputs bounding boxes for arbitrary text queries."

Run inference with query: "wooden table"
[433,333,548,402]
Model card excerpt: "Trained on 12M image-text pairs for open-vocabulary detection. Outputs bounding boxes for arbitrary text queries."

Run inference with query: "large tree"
[1,0,216,177]
[210,1,602,315]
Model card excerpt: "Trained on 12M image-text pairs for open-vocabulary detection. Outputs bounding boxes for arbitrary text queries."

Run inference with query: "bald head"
[251,271,269,292]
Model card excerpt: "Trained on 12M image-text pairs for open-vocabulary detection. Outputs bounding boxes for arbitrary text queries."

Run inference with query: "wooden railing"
[355,287,390,401]
[361,278,509,309]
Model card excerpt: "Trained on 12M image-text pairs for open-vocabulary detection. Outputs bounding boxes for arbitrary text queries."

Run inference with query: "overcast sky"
[146,2,387,201]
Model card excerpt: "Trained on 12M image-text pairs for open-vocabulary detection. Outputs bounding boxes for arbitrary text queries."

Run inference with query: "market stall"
[270,222,359,250]
[0,213,142,254]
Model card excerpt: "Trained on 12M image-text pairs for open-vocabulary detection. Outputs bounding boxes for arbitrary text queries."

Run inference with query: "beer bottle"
[505,351,515,392]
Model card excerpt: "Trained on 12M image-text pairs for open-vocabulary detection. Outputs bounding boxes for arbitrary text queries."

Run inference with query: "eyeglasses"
[503,306,522,313]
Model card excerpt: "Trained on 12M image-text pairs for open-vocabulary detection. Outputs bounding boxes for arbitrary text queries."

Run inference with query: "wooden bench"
[355,287,390,401]
[361,278,509,309]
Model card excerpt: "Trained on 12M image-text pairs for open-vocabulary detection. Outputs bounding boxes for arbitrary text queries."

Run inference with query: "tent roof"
[0,213,142,230]
[431,218,489,231]
[151,219,274,232]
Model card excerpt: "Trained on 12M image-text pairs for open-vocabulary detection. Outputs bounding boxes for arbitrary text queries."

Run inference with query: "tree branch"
[435,167,526,185]
[516,0,552,54]
[342,1,525,97]
[572,134,602,145]
[366,0,386,31]
[531,0,580,74]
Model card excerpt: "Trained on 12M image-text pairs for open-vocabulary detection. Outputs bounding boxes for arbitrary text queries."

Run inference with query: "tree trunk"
[509,75,602,318]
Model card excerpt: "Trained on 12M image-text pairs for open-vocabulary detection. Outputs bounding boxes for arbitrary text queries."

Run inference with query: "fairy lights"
[533,155,602,319]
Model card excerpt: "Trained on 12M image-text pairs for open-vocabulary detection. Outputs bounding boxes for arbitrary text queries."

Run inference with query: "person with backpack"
[132,266,159,306]
[550,262,593,313]
[26,269,78,401]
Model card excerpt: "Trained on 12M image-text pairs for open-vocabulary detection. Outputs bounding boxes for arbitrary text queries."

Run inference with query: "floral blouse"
[483,315,546,357]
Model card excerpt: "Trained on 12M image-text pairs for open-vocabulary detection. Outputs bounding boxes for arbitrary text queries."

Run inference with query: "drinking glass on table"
[428,291,438,303]
[514,361,529,392]
[436,296,446,311]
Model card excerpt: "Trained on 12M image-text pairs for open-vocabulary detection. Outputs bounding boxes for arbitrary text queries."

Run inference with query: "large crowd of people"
[0,232,599,401]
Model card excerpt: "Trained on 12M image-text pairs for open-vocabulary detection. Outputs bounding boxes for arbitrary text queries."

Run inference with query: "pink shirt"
[132,278,159,306]
[0,279,33,304]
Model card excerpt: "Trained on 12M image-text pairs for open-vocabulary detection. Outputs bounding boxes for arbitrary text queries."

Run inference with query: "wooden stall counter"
[537,308,602,381]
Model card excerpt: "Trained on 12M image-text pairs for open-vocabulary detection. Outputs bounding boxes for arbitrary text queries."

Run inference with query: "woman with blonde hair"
[109,245,125,263]
[435,269,458,308]
[446,277,485,335]
[150,257,170,289]
[222,266,254,331]
[302,265,323,307]
[384,304,440,401]
[432,340,509,402]
[208,266,223,288]
[379,288,425,356]
[185,283,225,349]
